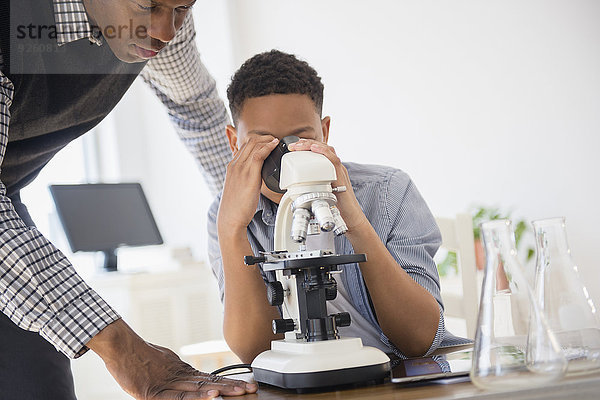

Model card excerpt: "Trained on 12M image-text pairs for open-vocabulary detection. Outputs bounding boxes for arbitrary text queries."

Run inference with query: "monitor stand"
[101,249,118,272]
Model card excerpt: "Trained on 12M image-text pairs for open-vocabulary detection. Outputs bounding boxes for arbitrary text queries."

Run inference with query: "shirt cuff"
[39,288,121,359]
[381,304,445,359]
[423,305,445,356]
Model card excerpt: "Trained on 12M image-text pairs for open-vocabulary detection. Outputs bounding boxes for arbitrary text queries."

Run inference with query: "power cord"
[211,363,253,376]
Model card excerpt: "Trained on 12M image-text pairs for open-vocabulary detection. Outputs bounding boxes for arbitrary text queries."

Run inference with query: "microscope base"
[251,337,390,390]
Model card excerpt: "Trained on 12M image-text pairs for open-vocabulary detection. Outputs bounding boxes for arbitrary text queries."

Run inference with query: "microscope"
[244,136,390,390]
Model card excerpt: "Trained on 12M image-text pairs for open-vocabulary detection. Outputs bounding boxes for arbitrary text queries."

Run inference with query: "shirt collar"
[256,194,278,226]
[53,0,103,46]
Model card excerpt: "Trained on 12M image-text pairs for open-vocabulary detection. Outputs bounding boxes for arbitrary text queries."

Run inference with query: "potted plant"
[437,206,535,277]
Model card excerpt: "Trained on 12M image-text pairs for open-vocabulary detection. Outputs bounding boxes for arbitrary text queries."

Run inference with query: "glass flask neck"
[481,219,518,259]
[480,219,519,294]
[532,217,570,258]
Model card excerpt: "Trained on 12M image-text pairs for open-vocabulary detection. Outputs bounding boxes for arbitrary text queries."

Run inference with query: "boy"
[209,50,467,363]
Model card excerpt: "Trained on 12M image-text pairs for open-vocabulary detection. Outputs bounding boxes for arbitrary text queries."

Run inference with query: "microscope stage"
[262,253,367,271]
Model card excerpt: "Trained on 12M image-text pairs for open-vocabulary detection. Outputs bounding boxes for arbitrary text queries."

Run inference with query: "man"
[0,0,256,399]
[209,50,470,363]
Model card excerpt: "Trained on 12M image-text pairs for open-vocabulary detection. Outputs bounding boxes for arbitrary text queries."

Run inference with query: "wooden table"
[223,370,600,399]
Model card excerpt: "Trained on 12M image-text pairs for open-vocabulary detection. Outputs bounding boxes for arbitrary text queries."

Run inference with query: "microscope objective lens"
[330,205,348,236]
[311,200,335,232]
[291,208,311,243]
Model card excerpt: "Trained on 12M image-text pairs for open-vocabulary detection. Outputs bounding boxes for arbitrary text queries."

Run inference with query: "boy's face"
[83,0,195,63]
[227,94,330,204]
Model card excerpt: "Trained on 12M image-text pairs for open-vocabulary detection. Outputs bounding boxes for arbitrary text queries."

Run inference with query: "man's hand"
[87,319,257,399]
[217,135,279,234]
[288,139,369,232]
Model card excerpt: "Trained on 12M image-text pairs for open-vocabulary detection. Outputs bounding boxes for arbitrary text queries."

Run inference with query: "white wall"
[101,1,599,302]
[225,0,600,302]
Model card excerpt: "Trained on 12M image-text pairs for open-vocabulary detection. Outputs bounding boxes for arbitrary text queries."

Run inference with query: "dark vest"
[0,0,146,225]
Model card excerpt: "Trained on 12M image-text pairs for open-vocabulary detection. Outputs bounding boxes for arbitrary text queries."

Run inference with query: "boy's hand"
[288,139,369,232]
[218,135,279,234]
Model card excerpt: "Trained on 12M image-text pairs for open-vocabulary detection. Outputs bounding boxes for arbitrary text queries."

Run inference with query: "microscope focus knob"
[244,255,266,265]
[325,285,337,300]
[334,312,352,328]
[267,281,285,306]
[272,318,296,334]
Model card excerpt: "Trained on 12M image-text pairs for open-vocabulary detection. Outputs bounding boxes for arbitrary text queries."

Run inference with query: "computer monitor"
[49,183,163,272]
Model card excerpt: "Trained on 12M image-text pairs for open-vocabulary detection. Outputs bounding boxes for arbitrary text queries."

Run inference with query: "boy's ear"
[321,116,331,144]
[225,125,238,154]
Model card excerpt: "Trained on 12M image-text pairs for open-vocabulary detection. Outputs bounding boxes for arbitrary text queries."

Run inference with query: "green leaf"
[514,220,526,245]
[469,205,535,260]
[437,251,458,277]
[527,248,535,261]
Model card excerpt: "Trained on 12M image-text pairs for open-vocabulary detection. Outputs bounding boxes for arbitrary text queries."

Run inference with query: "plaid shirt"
[0,0,231,358]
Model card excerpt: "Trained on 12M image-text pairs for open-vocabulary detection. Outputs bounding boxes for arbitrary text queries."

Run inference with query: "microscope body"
[247,148,390,390]
[272,150,349,341]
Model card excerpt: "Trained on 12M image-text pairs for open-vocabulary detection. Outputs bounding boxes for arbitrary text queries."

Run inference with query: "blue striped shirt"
[208,162,471,358]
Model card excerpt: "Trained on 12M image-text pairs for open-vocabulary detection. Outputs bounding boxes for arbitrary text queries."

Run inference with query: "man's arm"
[0,71,255,399]
[289,139,442,357]
[209,134,282,363]
[140,13,230,196]
[0,71,120,359]
[141,11,275,363]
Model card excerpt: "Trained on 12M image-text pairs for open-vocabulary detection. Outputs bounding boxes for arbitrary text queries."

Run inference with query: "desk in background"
[71,262,224,400]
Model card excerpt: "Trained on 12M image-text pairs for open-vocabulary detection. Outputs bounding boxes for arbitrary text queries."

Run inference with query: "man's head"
[82,0,196,63]
[225,50,330,203]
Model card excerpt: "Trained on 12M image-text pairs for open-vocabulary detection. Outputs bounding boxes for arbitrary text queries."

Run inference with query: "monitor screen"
[49,183,163,267]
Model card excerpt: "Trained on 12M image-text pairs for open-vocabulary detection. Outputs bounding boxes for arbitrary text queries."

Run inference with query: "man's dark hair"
[227,50,324,125]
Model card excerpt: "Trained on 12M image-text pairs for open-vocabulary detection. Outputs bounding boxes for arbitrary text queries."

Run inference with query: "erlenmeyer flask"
[532,217,600,374]
[470,220,566,390]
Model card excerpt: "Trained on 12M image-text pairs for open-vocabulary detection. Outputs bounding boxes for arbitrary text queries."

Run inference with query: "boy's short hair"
[227,50,324,125]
